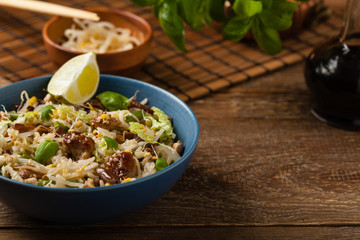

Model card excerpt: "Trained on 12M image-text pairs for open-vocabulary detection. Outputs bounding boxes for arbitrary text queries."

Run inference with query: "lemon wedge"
[47,52,100,105]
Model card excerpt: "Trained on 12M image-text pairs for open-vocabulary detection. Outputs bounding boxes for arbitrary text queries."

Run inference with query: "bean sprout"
[61,18,142,54]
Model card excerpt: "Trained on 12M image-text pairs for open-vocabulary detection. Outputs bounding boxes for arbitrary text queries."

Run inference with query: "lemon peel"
[47,52,99,105]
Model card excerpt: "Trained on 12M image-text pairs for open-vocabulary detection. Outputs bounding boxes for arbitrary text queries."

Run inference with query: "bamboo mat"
[0,0,342,102]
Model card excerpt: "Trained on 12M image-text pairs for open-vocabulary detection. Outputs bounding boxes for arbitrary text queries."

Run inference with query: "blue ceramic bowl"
[0,75,199,224]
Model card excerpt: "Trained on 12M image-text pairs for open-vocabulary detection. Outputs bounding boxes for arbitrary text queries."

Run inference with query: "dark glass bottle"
[305,0,360,130]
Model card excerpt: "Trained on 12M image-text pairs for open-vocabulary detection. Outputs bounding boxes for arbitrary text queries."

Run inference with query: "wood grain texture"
[1,227,360,240]
[2,62,360,239]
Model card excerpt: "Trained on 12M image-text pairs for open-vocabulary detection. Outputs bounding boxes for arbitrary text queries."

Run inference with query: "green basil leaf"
[209,0,226,22]
[261,0,273,9]
[130,0,157,6]
[200,0,213,26]
[271,0,298,15]
[39,105,55,121]
[152,0,164,18]
[126,110,144,123]
[159,0,187,52]
[103,136,119,149]
[178,0,205,31]
[223,16,253,42]
[35,140,59,164]
[97,91,130,111]
[259,9,292,30]
[233,0,262,18]
[252,18,282,55]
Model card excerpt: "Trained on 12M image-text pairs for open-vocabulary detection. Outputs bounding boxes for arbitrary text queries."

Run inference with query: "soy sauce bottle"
[305,0,360,130]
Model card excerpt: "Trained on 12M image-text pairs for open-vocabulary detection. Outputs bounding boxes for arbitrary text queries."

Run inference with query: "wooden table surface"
[2,0,360,239]
[4,62,360,239]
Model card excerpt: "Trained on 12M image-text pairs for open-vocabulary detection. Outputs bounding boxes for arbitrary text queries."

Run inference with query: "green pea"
[97,91,130,111]
[155,157,168,171]
[39,105,55,120]
[126,110,144,123]
[103,136,118,149]
[35,140,59,164]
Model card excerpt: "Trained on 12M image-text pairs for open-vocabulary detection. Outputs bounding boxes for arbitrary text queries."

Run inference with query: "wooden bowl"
[42,7,152,75]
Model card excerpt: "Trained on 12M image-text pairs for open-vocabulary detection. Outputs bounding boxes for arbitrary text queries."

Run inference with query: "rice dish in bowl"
[0,75,199,224]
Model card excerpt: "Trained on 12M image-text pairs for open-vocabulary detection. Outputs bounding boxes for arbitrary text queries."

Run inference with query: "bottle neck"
[340,0,360,43]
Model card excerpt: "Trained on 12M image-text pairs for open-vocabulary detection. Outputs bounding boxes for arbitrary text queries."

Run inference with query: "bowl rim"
[42,7,153,56]
[0,74,199,192]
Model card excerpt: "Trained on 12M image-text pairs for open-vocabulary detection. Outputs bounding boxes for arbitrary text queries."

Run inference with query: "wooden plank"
[1,226,360,239]
[2,64,360,228]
